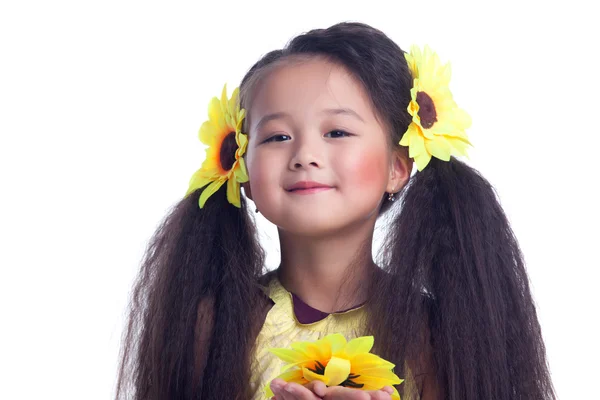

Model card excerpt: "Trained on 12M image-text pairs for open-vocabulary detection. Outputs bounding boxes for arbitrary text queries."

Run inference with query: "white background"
[1,1,598,399]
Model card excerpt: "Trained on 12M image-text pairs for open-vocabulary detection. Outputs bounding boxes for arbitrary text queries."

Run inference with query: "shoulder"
[258,269,277,287]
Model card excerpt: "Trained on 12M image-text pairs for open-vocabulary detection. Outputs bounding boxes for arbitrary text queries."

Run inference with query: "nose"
[288,135,323,170]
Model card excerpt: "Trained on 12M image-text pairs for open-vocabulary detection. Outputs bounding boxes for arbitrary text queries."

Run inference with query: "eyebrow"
[255,112,290,132]
[255,108,365,131]
[321,108,365,122]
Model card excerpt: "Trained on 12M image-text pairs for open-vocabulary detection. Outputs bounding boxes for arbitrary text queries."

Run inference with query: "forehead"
[248,58,377,126]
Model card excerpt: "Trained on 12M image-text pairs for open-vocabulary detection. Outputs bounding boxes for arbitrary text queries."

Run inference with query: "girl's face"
[244,59,407,235]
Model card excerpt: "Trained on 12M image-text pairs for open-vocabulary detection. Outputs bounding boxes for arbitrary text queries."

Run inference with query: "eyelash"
[325,130,352,139]
[263,134,291,143]
[263,130,352,143]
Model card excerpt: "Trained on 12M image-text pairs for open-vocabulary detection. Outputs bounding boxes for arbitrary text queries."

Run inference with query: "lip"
[286,181,333,193]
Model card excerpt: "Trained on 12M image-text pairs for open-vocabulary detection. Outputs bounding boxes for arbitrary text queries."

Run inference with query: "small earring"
[387,192,395,202]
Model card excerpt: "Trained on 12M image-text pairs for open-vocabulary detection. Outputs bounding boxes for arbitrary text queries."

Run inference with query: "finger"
[323,386,370,400]
[304,380,328,397]
[274,386,294,400]
[368,390,392,400]
[270,380,291,400]
[380,386,394,395]
[282,382,322,399]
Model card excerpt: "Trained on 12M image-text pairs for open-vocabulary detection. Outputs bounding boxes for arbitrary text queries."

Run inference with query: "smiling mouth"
[287,187,333,194]
[286,181,334,194]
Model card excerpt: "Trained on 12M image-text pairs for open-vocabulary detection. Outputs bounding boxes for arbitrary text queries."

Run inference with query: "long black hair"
[116,22,556,399]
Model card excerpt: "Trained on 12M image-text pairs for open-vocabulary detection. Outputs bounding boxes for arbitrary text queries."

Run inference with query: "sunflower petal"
[199,121,216,145]
[448,136,471,157]
[439,61,452,85]
[421,123,436,140]
[302,367,329,384]
[399,130,410,147]
[353,374,402,388]
[354,367,402,384]
[391,385,401,400]
[208,97,225,132]
[406,126,426,159]
[323,334,347,355]
[299,340,331,362]
[291,341,326,361]
[323,356,351,386]
[236,132,248,155]
[350,353,395,370]
[236,108,246,131]
[234,158,249,183]
[226,177,241,207]
[198,179,225,208]
[268,348,307,365]
[453,107,472,129]
[425,136,452,161]
[229,87,240,115]
[220,84,229,117]
[289,341,315,358]
[345,336,374,357]
[186,170,213,196]
[414,151,432,172]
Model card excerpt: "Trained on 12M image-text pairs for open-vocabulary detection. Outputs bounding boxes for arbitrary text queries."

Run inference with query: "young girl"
[116,22,556,400]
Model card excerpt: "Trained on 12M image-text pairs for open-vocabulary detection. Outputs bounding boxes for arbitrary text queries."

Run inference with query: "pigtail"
[115,185,265,400]
[373,157,555,399]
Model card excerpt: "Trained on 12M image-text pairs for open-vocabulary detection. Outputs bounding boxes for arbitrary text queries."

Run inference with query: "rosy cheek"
[347,148,388,187]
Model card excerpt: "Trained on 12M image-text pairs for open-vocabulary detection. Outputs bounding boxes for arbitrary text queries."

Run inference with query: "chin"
[263,204,378,236]
[275,215,352,237]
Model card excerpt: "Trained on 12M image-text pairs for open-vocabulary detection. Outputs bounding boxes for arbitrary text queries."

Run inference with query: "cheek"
[247,160,267,188]
[345,147,389,188]
[246,151,277,200]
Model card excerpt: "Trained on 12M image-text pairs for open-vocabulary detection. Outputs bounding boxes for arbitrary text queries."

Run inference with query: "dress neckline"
[267,273,366,324]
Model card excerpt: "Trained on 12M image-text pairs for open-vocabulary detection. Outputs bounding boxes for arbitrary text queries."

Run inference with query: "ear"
[386,149,412,193]
[242,181,253,201]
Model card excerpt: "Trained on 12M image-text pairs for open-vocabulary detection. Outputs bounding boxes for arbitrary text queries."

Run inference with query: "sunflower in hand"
[266,334,403,399]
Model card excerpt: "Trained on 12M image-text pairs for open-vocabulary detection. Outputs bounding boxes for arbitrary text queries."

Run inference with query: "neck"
[277,222,378,313]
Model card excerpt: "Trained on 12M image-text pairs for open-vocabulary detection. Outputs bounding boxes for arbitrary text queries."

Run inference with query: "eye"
[263,134,291,143]
[324,130,352,138]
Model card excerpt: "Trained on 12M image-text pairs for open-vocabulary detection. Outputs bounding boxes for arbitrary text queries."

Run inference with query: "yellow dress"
[249,274,367,399]
[249,274,419,400]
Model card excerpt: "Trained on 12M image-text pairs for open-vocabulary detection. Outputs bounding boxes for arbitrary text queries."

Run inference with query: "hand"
[270,378,395,400]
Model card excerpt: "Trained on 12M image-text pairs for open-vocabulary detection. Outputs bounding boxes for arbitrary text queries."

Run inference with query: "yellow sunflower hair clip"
[400,45,472,171]
[266,333,403,399]
[185,84,249,208]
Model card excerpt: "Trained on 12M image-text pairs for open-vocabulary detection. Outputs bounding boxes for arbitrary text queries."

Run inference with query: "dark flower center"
[219,132,238,171]
[416,91,437,129]
[340,373,364,388]
[308,360,326,375]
